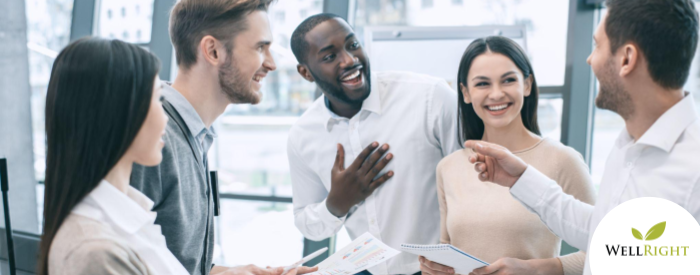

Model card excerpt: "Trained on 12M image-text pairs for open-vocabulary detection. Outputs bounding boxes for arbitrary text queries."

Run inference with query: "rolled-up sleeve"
[509,166,594,251]
[288,137,346,241]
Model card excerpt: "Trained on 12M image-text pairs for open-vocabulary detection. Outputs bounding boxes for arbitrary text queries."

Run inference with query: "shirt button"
[370,218,376,225]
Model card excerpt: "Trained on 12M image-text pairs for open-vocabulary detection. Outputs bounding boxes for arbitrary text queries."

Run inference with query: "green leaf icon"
[632,228,643,240]
[644,221,666,241]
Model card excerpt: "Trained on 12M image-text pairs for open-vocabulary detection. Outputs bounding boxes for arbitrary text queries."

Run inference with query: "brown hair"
[605,0,698,89]
[169,0,274,69]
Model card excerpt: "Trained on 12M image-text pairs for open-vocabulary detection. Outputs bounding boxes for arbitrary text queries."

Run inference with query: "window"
[216,200,303,267]
[354,0,570,87]
[25,0,73,183]
[96,0,154,44]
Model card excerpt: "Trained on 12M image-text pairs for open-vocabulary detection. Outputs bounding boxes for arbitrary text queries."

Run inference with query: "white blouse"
[69,180,189,274]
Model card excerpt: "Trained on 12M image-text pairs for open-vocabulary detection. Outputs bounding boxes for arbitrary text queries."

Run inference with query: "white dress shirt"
[509,93,700,275]
[288,71,461,274]
[72,180,190,275]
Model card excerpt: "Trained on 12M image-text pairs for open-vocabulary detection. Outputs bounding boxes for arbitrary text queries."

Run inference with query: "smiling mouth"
[339,67,363,88]
[253,75,265,82]
[484,103,513,113]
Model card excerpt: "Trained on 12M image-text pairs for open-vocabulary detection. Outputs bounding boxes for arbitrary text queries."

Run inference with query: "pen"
[281,247,328,274]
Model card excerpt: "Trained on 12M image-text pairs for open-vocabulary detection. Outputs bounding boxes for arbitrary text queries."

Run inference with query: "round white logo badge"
[589,197,700,274]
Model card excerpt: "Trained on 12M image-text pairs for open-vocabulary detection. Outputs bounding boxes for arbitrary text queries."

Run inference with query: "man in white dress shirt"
[287,14,462,275]
[462,1,700,275]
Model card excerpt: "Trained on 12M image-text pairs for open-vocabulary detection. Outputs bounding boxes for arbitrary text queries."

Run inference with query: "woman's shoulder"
[49,214,149,274]
[524,137,586,164]
[437,148,473,172]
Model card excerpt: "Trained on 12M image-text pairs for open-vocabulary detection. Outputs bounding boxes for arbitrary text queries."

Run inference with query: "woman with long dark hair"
[37,37,188,274]
[419,36,596,275]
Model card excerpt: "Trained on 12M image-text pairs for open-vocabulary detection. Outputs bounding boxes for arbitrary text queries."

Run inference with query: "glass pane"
[590,8,618,189]
[211,0,323,197]
[215,200,303,267]
[686,2,700,114]
[25,0,74,182]
[213,123,294,197]
[95,0,154,43]
[354,0,570,86]
[539,97,563,141]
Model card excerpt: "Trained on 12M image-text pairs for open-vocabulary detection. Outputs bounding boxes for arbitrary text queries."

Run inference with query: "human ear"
[297,64,315,82]
[460,83,472,104]
[199,35,226,67]
[619,44,639,78]
[523,74,533,97]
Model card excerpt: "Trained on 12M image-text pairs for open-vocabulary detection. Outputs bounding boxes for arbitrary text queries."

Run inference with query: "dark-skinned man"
[286,14,462,275]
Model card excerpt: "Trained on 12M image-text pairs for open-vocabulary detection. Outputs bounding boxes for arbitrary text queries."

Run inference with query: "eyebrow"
[317,33,357,54]
[256,40,272,47]
[471,71,518,81]
[345,33,355,41]
[501,71,516,78]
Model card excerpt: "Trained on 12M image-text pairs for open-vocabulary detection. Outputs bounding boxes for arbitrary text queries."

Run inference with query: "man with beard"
[129,1,318,275]
[460,0,700,274]
[287,14,462,275]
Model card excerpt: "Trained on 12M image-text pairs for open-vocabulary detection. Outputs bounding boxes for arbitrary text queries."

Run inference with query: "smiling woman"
[420,36,597,275]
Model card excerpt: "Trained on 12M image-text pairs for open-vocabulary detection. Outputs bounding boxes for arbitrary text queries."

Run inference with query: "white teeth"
[341,70,361,81]
[253,76,263,82]
[487,104,509,111]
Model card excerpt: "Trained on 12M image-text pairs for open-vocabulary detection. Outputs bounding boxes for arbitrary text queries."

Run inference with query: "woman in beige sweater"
[419,36,596,275]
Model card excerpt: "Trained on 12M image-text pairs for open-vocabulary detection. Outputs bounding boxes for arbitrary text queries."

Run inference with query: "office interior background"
[2,0,700,271]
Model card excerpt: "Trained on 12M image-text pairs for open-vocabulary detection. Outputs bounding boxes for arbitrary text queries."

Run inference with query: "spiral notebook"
[400,244,489,274]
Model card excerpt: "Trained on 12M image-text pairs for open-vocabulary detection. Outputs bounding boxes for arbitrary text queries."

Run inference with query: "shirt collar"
[322,73,382,131]
[623,92,698,152]
[72,180,156,234]
[161,82,216,140]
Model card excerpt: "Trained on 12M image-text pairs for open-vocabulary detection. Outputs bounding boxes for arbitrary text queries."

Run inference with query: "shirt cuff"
[510,165,555,210]
[315,198,347,225]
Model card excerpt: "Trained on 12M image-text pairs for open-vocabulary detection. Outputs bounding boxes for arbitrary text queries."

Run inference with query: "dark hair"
[605,0,699,89]
[170,0,274,69]
[37,37,160,275]
[291,13,342,64]
[457,36,540,143]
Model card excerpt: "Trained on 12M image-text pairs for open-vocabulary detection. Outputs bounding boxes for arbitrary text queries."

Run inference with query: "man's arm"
[465,140,594,251]
[289,138,346,240]
[429,80,461,156]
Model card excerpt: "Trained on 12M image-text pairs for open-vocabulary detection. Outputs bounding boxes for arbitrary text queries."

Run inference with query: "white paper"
[308,232,400,275]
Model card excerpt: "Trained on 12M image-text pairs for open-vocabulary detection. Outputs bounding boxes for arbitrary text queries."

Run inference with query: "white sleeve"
[686,174,700,223]
[288,136,346,241]
[429,80,462,156]
[509,166,595,251]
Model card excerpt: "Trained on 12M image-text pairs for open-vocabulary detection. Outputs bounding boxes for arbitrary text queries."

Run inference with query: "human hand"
[464,140,528,188]
[326,142,394,217]
[419,256,455,275]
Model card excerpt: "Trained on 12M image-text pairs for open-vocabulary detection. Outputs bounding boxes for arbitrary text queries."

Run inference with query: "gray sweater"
[130,99,214,275]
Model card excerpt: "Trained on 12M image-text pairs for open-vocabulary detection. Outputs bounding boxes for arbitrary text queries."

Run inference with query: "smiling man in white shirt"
[462,1,700,275]
[287,14,462,275]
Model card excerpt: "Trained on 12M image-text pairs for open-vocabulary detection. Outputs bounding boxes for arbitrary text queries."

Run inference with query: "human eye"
[503,77,517,84]
[474,81,489,87]
[323,53,336,62]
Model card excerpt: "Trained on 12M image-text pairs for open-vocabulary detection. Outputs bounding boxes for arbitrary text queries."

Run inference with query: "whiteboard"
[365,25,527,90]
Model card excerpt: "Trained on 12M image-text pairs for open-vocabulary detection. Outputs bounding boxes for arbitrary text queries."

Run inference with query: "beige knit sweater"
[436,138,596,275]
